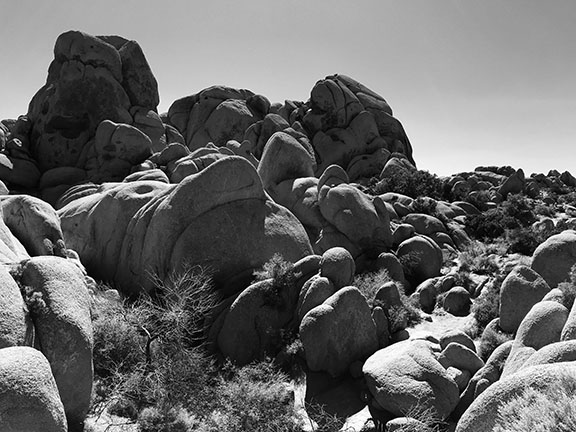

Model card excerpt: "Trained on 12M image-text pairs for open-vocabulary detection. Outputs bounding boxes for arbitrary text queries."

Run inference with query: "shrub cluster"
[465,194,537,241]
[371,169,445,200]
[90,265,302,431]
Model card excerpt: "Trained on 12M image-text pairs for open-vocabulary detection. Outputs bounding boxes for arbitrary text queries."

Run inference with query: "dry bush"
[354,269,421,328]
[494,373,576,432]
[471,276,504,333]
[353,269,394,306]
[91,265,306,431]
[458,241,506,275]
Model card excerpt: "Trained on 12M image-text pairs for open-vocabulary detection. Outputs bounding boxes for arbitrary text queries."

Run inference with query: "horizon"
[1,0,575,177]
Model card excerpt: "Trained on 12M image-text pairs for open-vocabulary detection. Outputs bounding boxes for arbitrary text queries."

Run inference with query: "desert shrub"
[389,295,423,330]
[556,264,576,310]
[196,360,298,432]
[138,406,198,432]
[478,323,513,361]
[410,197,438,217]
[465,194,536,240]
[354,269,394,306]
[505,227,540,256]
[305,403,345,432]
[92,266,308,431]
[494,373,576,432]
[354,269,421,329]
[534,202,555,217]
[471,276,504,332]
[458,241,505,275]
[398,250,424,291]
[465,190,492,211]
[371,169,445,200]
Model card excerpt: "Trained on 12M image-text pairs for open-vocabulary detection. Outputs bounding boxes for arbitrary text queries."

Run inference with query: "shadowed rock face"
[27,31,159,173]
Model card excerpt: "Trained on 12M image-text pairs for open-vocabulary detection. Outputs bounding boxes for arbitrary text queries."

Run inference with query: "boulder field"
[2,29,576,431]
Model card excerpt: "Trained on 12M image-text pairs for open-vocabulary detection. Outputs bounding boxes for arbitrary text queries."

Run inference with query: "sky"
[1,0,575,176]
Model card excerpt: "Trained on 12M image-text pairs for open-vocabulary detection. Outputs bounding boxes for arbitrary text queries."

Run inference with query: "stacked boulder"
[0,195,93,431]
[1,30,177,203]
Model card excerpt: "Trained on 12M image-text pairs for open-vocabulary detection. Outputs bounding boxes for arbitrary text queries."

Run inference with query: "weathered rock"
[522,340,576,368]
[0,266,30,348]
[498,168,525,198]
[453,369,474,394]
[372,306,390,348]
[438,342,484,375]
[442,286,471,316]
[439,329,476,353]
[1,195,66,257]
[58,180,170,282]
[391,223,415,247]
[28,31,134,171]
[375,252,405,285]
[124,157,312,295]
[319,247,355,289]
[513,300,569,351]
[0,153,41,189]
[363,340,459,420]
[502,301,569,377]
[453,340,513,420]
[300,287,378,376]
[318,181,392,255]
[0,346,67,432]
[18,257,93,431]
[386,417,427,431]
[456,362,576,432]
[499,265,551,333]
[258,131,315,191]
[296,275,335,323]
[0,203,30,263]
[561,296,576,340]
[167,86,267,150]
[298,74,413,175]
[531,230,576,288]
[218,277,299,365]
[403,213,446,236]
[397,235,443,287]
[380,156,416,180]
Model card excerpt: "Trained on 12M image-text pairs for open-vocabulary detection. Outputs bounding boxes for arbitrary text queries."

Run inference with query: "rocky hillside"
[1,30,576,432]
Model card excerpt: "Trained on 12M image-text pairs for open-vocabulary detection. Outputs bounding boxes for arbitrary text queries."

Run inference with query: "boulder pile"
[2,29,576,431]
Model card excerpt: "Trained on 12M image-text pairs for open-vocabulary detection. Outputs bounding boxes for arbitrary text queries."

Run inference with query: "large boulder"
[215,256,320,364]
[59,156,313,296]
[522,340,576,368]
[58,180,170,282]
[300,286,378,376]
[1,195,67,257]
[317,176,392,255]
[499,265,551,333]
[0,266,30,348]
[397,235,443,287]
[26,31,159,175]
[319,247,355,289]
[0,346,67,432]
[363,340,459,420]
[502,301,569,377]
[456,362,576,432]
[0,202,30,264]
[454,340,513,420]
[17,257,93,431]
[531,230,576,288]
